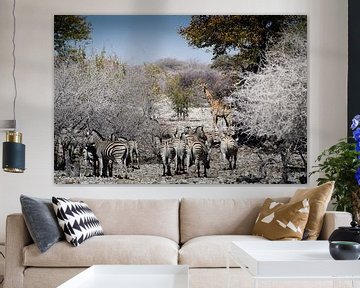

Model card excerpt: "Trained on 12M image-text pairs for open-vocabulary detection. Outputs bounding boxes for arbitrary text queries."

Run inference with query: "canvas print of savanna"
[54,15,307,184]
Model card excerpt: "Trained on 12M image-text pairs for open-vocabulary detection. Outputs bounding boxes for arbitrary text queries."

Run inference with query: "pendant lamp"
[1,0,25,173]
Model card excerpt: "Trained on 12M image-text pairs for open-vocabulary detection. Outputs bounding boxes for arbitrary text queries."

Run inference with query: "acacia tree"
[179,15,306,73]
[54,57,162,148]
[230,24,307,183]
[54,15,92,60]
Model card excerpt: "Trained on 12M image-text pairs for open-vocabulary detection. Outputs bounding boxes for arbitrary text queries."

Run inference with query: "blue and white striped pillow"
[52,197,103,247]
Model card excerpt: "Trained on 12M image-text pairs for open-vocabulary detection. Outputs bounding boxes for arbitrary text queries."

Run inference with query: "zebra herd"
[54,128,140,179]
[54,124,239,180]
[159,126,210,177]
[157,125,239,178]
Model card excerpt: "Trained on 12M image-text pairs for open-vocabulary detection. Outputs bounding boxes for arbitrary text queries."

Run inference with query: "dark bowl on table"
[329,241,360,260]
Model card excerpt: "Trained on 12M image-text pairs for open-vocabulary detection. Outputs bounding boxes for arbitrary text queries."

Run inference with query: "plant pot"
[329,221,360,244]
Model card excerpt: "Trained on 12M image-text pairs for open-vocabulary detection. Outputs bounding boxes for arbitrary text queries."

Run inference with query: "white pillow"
[52,197,103,246]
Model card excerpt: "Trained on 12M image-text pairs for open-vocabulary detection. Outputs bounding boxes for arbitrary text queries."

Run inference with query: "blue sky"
[84,15,212,65]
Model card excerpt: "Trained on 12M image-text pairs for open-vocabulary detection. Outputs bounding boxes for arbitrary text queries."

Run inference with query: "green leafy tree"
[179,15,306,72]
[54,15,92,59]
[166,75,191,120]
[310,139,360,220]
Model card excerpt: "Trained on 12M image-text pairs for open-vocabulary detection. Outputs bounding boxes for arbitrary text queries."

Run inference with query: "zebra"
[180,126,207,144]
[190,140,210,177]
[158,124,175,143]
[159,138,176,176]
[182,129,210,177]
[88,130,129,179]
[186,126,207,141]
[111,134,140,169]
[182,126,192,136]
[174,126,183,139]
[220,134,238,170]
[125,139,139,169]
[173,138,187,174]
[181,126,208,171]
[148,117,175,143]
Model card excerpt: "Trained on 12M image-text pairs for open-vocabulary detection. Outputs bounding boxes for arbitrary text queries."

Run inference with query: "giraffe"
[201,83,232,128]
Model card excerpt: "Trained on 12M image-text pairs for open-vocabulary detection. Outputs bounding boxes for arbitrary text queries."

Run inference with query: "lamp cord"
[11,0,17,128]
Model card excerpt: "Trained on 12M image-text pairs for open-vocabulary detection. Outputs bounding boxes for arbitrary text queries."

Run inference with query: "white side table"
[58,265,189,288]
[228,240,360,288]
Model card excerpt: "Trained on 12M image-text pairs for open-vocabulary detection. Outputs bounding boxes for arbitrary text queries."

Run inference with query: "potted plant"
[310,115,360,222]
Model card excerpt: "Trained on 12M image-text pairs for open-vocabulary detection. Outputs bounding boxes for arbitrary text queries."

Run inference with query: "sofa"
[4,198,352,288]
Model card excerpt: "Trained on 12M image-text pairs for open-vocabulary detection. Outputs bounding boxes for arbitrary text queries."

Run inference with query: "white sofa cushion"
[179,235,269,268]
[179,235,267,268]
[180,198,289,243]
[23,235,179,267]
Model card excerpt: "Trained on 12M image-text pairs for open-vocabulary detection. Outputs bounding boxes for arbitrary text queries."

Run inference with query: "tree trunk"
[280,148,289,184]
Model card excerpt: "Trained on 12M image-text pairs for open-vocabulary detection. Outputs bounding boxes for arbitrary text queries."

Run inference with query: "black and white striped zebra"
[184,126,207,142]
[190,140,210,177]
[88,130,129,178]
[220,134,238,170]
[181,126,207,172]
[159,138,176,176]
[173,138,187,174]
[125,139,139,169]
[182,127,210,177]
[111,134,140,169]
[183,133,196,171]
[148,118,176,143]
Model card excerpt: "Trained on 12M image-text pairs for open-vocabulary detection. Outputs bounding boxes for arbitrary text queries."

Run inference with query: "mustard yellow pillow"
[289,181,334,240]
[252,198,310,240]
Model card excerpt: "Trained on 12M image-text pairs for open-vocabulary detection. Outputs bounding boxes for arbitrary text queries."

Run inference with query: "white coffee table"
[228,241,360,288]
[57,265,189,288]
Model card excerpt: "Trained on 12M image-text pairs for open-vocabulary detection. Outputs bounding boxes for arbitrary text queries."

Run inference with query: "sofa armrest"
[318,211,352,240]
[4,213,33,288]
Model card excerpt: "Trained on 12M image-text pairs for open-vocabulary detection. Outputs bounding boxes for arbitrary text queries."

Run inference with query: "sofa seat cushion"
[23,235,179,267]
[179,235,267,268]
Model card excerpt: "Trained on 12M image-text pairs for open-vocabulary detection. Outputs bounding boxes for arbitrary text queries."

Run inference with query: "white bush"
[230,27,307,146]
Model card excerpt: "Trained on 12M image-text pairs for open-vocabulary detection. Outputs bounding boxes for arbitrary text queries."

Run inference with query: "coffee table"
[228,241,360,288]
[57,265,189,288]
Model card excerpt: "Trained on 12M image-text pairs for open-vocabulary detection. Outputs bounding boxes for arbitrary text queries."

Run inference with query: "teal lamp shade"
[2,131,25,173]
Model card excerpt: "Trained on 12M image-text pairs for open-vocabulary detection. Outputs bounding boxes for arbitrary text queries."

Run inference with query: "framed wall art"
[54,15,307,184]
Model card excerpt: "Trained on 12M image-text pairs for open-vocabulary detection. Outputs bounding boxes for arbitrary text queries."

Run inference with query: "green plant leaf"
[310,139,360,215]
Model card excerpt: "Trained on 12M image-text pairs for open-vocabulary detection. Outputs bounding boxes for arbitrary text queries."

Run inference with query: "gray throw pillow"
[20,195,64,253]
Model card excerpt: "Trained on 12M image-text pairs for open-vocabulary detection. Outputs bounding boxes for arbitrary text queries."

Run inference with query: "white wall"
[0,0,348,242]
